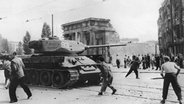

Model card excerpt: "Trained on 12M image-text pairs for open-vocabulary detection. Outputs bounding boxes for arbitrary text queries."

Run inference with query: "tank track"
[60,69,79,88]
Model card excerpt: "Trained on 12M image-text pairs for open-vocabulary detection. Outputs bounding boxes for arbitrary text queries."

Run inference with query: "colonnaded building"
[61,17,158,65]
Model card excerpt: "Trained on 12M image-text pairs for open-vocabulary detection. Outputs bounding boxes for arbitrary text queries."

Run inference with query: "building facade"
[158,0,184,56]
[62,18,120,62]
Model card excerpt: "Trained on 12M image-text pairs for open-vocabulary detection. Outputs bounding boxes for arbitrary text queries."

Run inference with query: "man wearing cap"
[160,56,182,104]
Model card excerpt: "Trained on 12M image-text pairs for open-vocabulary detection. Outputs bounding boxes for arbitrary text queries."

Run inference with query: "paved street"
[0,67,183,104]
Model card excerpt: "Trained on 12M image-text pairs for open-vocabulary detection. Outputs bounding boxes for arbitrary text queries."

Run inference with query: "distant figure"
[138,54,142,69]
[155,54,160,70]
[8,52,32,103]
[126,56,131,67]
[97,56,117,95]
[146,54,150,69]
[116,55,120,69]
[160,56,182,104]
[116,59,120,69]
[125,56,140,79]
[142,55,146,70]
[124,55,127,68]
[150,54,155,70]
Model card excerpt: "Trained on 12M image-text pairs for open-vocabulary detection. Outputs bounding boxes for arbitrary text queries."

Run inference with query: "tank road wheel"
[29,70,39,85]
[40,71,51,86]
[52,72,65,88]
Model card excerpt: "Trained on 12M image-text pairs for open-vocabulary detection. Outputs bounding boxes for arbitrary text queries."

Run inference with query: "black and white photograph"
[0,0,183,104]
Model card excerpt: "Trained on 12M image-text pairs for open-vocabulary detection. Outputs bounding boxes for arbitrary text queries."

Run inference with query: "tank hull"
[23,55,101,88]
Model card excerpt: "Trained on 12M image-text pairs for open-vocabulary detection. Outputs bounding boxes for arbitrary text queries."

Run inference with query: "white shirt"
[161,62,180,74]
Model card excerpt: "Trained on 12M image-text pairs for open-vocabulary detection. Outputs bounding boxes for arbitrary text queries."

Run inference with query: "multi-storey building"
[158,0,184,56]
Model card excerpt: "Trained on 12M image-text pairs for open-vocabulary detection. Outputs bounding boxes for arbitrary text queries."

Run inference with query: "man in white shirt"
[160,56,182,104]
[9,52,32,103]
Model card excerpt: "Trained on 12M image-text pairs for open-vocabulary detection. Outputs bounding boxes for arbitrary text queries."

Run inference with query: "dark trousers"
[4,70,10,84]
[155,65,160,70]
[162,73,182,100]
[151,61,154,69]
[9,77,32,101]
[117,63,120,68]
[155,62,160,70]
[143,62,146,69]
[100,76,115,92]
[124,61,127,68]
[125,68,138,78]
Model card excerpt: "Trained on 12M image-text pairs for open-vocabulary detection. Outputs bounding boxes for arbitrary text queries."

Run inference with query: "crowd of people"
[116,53,184,71]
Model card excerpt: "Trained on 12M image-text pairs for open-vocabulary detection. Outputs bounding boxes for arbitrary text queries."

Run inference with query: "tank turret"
[29,37,128,55]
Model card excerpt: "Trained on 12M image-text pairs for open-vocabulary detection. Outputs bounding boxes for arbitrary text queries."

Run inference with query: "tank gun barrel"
[85,43,127,49]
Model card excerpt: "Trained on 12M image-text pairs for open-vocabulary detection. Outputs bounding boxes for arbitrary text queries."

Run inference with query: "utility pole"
[155,43,158,55]
[51,14,54,37]
[170,0,175,55]
[180,0,183,53]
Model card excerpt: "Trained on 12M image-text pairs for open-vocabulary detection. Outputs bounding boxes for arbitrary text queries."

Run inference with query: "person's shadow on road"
[0,100,9,103]
[0,98,29,103]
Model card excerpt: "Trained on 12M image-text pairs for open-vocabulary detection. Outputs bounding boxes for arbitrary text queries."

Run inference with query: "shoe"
[136,77,140,79]
[112,89,117,95]
[27,94,32,99]
[98,92,103,95]
[160,99,165,104]
[9,100,17,103]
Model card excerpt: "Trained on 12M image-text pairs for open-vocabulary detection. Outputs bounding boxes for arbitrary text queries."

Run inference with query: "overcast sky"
[0,0,164,42]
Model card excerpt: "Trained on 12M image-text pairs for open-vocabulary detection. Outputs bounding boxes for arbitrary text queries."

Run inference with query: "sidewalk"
[111,66,184,74]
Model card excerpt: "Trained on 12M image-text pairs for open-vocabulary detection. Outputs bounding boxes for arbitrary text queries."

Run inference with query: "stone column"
[75,32,78,41]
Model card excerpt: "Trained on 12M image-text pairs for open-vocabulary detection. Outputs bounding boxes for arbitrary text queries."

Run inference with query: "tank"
[23,37,127,88]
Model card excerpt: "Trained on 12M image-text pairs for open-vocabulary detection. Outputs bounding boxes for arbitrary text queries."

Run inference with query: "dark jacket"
[98,62,112,79]
[130,60,140,70]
